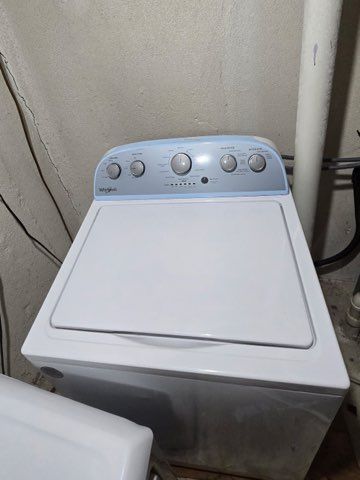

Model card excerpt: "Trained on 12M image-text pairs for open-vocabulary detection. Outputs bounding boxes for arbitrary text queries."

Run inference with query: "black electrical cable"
[0,194,63,265]
[0,53,73,242]
[0,277,10,376]
[314,166,360,268]
[283,155,360,266]
[0,311,5,375]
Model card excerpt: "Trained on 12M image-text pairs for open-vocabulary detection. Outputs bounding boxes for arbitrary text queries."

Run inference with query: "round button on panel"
[248,154,266,172]
[171,153,192,175]
[220,154,237,173]
[106,162,121,179]
[130,160,145,177]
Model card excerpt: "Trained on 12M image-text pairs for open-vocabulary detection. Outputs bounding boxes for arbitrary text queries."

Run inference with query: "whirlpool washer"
[23,136,349,480]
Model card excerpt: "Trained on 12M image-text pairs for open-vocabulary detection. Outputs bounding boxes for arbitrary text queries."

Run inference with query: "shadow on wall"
[312,0,360,272]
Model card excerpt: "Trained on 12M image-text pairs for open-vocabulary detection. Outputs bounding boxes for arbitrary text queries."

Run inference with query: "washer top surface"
[51,199,313,349]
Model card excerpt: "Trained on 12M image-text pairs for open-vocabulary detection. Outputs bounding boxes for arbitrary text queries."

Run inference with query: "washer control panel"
[94,136,288,199]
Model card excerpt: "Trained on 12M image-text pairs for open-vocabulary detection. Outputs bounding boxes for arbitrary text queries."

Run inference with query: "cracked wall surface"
[0,0,359,381]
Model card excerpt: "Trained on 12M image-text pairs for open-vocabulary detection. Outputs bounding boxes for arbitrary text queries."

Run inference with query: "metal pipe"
[347,275,360,329]
[292,0,343,244]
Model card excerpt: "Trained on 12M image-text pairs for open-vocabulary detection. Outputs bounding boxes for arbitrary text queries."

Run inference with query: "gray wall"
[0,0,359,380]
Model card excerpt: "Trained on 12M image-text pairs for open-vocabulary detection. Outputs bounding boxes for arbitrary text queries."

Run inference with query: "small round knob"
[248,154,266,172]
[220,154,237,173]
[106,162,121,179]
[171,153,192,175]
[130,160,145,177]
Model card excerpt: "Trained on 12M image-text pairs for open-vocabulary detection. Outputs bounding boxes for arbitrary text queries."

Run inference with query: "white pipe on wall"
[292,0,343,245]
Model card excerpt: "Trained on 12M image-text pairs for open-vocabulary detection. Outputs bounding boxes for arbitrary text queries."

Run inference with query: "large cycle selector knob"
[171,153,192,175]
[248,154,266,172]
[130,160,145,177]
[106,162,121,179]
[220,154,237,173]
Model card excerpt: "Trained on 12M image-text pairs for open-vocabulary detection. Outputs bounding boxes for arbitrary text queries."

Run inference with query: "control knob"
[130,160,145,177]
[171,153,192,175]
[248,154,266,172]
[220,154,237,173]
[106,163,121,179]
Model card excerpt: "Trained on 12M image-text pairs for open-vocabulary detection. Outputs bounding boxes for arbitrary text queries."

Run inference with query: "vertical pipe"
[347,274,360,329]
[292,0,343,244]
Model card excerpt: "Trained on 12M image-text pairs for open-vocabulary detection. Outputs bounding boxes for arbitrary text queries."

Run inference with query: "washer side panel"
[37,361,343,480]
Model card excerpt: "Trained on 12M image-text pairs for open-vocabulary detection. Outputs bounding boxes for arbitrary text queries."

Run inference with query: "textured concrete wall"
[0,0,359,380]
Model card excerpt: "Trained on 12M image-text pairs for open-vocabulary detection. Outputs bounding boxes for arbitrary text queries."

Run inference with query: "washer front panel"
[94,136,288,199]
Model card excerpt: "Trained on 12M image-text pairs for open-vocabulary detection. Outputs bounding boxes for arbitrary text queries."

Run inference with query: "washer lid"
[51,200,314,349]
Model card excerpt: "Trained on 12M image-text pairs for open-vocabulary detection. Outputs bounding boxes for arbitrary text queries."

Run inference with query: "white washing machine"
[22,136,349,480]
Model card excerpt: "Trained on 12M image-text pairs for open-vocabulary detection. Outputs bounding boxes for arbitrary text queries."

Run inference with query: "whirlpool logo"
[99,187,117,193]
